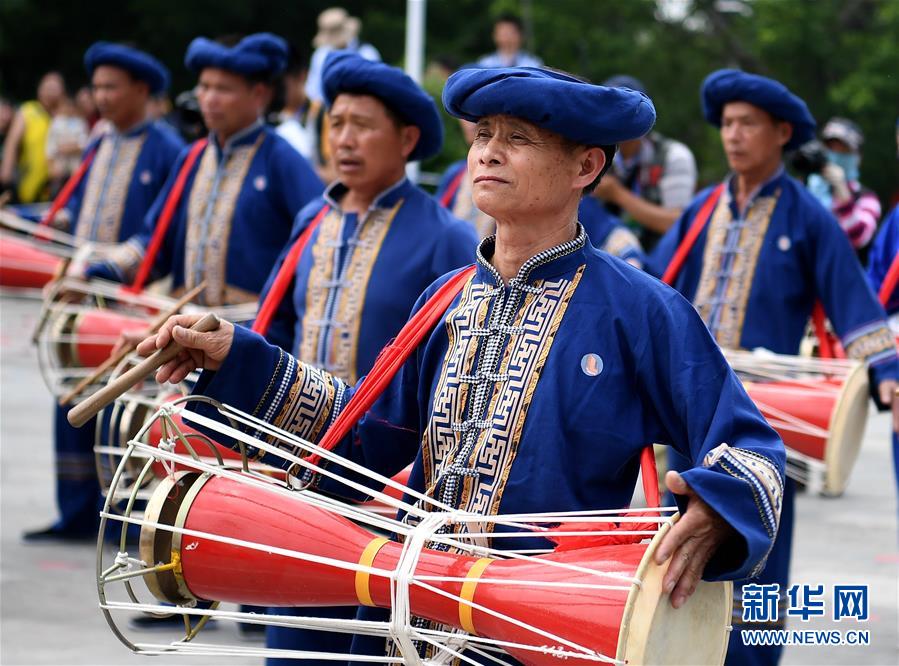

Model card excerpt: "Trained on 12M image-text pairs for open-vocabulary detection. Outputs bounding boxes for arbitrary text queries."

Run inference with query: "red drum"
[726,350,869,495]
[53,309,147,368]
[0,233,64,289]
[141,472,731,665]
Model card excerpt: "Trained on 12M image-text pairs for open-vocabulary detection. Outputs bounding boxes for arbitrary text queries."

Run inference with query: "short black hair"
[494,13,524,31]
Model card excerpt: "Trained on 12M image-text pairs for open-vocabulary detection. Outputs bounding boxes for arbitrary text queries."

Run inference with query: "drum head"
[823,361,869,496]
[617,522,732,665]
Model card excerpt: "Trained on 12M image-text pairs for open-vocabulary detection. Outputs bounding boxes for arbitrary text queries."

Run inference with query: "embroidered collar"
[323,176,411,213]
[476,223,587,287]
[107,117,151,140]
[725,163,785,217]
[211,118,265,155]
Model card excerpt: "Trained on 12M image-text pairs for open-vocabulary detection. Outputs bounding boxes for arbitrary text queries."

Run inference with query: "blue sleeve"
[639,285,786,580]
[868,205,899,314]
[805,201,899,387]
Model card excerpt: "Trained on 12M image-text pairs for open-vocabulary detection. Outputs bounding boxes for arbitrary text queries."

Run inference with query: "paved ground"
[1,293,897,665]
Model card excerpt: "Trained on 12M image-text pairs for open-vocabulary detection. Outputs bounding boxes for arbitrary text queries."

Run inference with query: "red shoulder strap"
[307,265,477,466]
[438,167,466,209]
[39,145,98,227]
[661,183,725,286]
[251,204,330,336]
[879,249,899,307]
[125,138,209,294]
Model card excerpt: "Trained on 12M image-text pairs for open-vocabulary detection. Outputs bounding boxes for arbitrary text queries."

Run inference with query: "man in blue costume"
[141,68,786,663]
[260,52,476,379]
[254,51,476,662]
[88,33,323,307]
[437,114,644,267]
[867,203,899,496]
[650,69,899,665]
[25,42,184,542]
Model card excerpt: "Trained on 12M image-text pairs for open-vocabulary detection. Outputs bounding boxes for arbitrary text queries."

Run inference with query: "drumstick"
[59,282,208,406]
[0,208,80,247]
[67,312,220,428]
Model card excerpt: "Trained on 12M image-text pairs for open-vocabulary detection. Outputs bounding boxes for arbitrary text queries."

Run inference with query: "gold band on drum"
[355,537,390,607]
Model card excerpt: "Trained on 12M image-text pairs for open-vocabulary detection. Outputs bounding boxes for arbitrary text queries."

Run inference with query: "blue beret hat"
[701,69,816,150]
[443,67,656,146]
[322,51,443,162]
[185,33,288,78]
[84,42,170,95]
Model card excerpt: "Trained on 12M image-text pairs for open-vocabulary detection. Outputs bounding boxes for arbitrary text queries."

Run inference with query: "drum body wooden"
[33,279,162,396]
[0,233,63,289]
[728,351,869,495]
[141,472,731,665]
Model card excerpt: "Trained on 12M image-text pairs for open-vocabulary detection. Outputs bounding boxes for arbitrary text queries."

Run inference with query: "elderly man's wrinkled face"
[328,93,419,192]
[468,115,597,222]
[720,101,792,176]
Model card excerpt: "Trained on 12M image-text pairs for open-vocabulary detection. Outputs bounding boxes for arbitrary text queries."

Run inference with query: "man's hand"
[654,470,735,609]
[878,379,899,433]
[593,173,624,205]
[135,313,235,384]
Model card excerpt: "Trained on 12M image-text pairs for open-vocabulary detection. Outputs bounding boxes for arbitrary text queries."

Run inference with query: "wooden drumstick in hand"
[67,313,220,428]
[58,281,207,406]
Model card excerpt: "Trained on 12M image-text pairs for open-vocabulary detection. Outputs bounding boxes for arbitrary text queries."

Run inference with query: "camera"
[790,140,828,178]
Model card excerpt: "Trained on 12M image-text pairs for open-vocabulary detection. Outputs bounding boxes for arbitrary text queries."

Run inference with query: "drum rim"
[139,471,201,605]
[823,360,869,495]
[616,515,732,665]
[171,472,215,603]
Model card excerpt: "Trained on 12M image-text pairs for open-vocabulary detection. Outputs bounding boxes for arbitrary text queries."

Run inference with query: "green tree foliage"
[1,0,896,202]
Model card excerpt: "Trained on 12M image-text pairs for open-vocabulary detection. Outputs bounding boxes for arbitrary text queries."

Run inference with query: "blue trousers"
[52,404,101,535]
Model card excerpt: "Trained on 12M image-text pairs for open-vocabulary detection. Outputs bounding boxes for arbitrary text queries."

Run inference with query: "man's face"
[92,65,146,126]
[196,68,263,137]
[468,114,595,221]
[493,21,522,52]
[720,101,791,175]
[328,93,418,191]
[37,73,64,109]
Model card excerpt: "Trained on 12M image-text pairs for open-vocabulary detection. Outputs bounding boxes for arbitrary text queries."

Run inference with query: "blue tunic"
[866,203,899,498]
[436,159,645,266]
[192,227,786,659]
[88,121,323,306]
[650,167,898,666]
[260,177,477,382]
[66,121,184,242]
[51,120,182,537]
[868,203,899,316]
[650,168,898,384]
